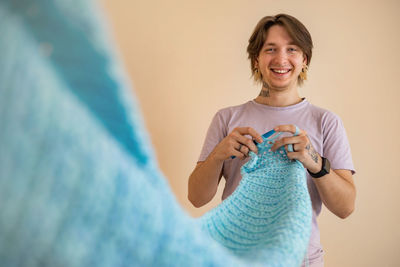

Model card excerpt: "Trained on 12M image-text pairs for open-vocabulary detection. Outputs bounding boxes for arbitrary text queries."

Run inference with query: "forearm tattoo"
[309,147,319,163]
[305,137,319,163]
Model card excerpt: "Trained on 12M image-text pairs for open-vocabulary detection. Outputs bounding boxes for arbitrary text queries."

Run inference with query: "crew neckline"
[250,98,309,111]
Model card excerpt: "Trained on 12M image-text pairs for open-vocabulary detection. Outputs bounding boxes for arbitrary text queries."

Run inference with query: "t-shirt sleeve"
[198,111,228,162]
[322,112,356,174]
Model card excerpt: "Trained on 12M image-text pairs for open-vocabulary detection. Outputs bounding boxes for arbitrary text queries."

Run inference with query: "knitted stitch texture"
[201,133,312,266]
[0,1,311,266]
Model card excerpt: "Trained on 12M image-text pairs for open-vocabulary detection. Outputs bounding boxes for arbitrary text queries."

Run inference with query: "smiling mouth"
[270,68,291,74]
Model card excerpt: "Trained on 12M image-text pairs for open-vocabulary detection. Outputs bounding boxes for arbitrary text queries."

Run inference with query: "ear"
[255,58,259,68]
[303,55,308,65]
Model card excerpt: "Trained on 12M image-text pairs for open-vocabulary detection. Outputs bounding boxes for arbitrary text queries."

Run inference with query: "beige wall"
[103,0,400,266]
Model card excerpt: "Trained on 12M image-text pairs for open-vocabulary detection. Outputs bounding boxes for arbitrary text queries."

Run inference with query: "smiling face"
[256,25,306,91]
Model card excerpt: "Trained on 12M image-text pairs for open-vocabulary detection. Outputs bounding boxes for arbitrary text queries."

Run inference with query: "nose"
[272,49,289,65]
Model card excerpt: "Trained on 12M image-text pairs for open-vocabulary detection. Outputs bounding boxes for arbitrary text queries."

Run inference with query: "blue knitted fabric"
[0,1,311,266]
[201,133,312,266]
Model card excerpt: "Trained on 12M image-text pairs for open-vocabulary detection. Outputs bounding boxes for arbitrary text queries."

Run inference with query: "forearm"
[189,127,263,207]
[270,125,356,219]
[312,169,356,219]
[188,151,224,207]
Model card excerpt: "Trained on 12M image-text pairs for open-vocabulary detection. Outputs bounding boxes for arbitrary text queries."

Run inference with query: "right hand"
[210,127,263,161]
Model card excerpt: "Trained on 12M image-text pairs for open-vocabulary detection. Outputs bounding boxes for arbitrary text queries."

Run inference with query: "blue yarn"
[202,132,311,266]
[0,1,311,266]
[2,0,149,165]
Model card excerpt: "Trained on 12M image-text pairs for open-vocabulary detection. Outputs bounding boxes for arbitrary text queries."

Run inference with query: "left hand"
[271,124,322,173]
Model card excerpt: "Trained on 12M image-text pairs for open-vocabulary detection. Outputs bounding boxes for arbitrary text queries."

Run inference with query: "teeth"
[272,69,290,74]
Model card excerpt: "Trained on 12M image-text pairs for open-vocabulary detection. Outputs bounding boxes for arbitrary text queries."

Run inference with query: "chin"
[269,79,297,90]
[270,82,292,89]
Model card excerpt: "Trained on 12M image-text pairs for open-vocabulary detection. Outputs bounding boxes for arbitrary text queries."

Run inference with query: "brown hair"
[247,14,313,86]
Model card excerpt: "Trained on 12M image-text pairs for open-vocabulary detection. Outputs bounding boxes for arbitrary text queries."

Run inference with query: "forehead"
[263,25,294,46]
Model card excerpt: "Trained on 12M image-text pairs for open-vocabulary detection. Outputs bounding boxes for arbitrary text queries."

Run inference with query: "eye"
[288,47,297,52]
[265,48,275,53]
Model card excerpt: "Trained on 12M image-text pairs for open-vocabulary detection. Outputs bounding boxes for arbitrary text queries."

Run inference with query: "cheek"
[258,55,272,64]
[259,59,273,72]
[291,57,304,70]
[294,54,305,64]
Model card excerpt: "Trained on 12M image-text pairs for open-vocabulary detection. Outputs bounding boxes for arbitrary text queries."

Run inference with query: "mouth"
[270,68,292,74]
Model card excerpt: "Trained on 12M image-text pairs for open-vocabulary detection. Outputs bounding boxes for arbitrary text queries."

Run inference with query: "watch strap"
[308,157,330,178]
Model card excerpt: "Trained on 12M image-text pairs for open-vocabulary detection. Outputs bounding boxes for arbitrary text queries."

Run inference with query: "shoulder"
[214,101,253,119]
[216,101,252,114]
[207,101,252,132]
[306,102,349,145]
[306,102,342,125]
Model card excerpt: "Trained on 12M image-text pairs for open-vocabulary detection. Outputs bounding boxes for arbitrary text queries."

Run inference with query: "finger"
[271,136,303,151]
[239,145,250,157]
[285,149,302,160]
[234,127,263,143]
[283,144,304,159]
[274,125,305,136]
[230,147,247,159]
[231,132,259,153]
[288,143,295,152]
[288,143,304,153]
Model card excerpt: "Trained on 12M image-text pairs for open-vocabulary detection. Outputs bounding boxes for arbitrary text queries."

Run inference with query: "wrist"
[208,150,226,164]
[307,156,322,174]
[308,157,331,178]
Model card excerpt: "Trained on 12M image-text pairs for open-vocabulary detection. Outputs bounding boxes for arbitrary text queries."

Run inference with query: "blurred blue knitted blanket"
[0,1,311,266]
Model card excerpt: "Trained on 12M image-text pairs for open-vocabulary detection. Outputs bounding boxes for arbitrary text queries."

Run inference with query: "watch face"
[323,157,331,174]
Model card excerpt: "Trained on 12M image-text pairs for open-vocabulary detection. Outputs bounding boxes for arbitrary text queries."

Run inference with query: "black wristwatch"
[308,157,330,178]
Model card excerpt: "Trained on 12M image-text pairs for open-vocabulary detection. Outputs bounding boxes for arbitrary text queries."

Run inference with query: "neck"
[254,83,302,107]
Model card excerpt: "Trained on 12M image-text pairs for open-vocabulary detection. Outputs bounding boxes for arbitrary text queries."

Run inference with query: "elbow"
[190,200,203,208]
[188,170,217,208]
[337,205,355,219]
[188,193,200,208]
[188,193,206,208]
[188,184,214,208]
[187,181,206,208]
[188,178,201,208]
[337,185,357,219]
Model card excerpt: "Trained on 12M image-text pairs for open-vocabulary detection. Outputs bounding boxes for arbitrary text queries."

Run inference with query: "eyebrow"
[264,42,297,46]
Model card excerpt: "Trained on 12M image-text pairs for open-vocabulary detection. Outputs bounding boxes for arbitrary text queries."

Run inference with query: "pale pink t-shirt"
[198,99,355,266]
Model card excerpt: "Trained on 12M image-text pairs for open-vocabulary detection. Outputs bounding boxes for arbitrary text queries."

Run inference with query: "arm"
[188,127,263,208]
[272,124,356,219]
[312,169,355,219]
[188,156,224,208]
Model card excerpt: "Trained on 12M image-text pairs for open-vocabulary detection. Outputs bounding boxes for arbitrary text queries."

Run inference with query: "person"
[188,14,356,266]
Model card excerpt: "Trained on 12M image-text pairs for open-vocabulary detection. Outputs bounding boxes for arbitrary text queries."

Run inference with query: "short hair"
[247,14,313,86]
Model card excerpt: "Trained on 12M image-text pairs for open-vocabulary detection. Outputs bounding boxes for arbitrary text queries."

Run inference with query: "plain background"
[102,0,400,266]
